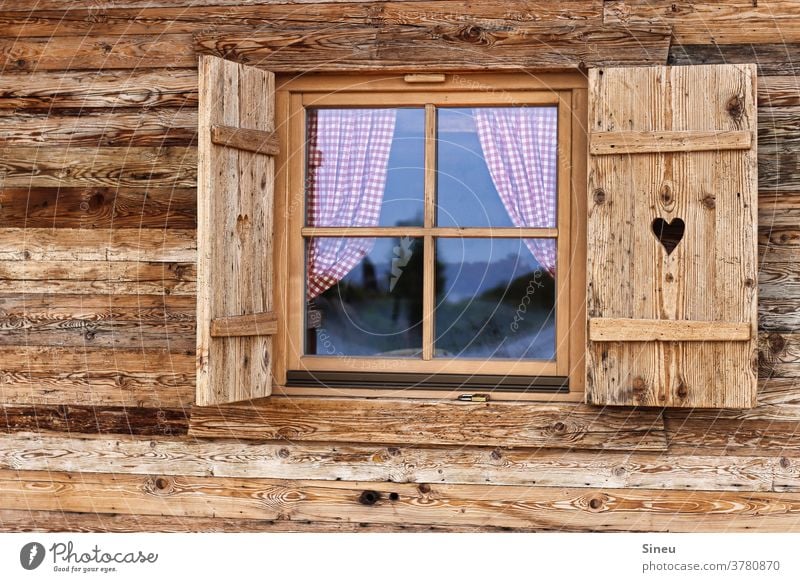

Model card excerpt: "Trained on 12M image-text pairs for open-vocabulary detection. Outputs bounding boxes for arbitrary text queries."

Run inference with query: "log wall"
[1,0,799,532]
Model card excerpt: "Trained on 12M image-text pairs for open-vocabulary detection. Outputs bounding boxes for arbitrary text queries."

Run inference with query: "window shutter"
[196,55,276,406]
[586,64,757,408]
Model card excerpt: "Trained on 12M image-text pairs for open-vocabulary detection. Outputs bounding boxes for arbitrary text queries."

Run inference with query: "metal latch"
[457,393,489,402]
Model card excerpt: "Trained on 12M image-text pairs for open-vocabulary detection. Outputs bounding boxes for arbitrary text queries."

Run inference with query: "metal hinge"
[457,393,489,403]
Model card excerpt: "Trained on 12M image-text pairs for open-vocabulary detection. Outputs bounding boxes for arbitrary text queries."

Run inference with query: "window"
[197,58,756,409]
[274,74,588,400]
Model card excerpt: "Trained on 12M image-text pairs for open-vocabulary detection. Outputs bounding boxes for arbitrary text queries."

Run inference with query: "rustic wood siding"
[0,0,799,532]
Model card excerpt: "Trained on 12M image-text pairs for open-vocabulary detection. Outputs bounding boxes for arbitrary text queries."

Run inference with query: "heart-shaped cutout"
[651,217,685,255]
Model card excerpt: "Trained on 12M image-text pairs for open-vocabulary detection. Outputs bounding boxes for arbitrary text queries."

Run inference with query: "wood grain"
[0,407,188,436]
[0,110,196,147]
[0,434,779,492]
[0,68,198,111]
[189,397,667,451]
[3,469,800,531]
[0,187,196,230]
[669,43,800,76]
[0,228,195,262]
[0,146,196,188]
[590,129,752,155]
[590,318,751,342]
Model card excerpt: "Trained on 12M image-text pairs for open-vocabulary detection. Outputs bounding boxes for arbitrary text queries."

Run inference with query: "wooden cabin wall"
[0,0,799,532]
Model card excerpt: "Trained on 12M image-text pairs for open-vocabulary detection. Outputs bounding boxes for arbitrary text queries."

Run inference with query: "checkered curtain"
[474,107,558,276]
[306,108,397,299]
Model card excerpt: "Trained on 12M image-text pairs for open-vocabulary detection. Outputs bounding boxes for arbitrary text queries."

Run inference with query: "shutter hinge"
[457,393,489,403]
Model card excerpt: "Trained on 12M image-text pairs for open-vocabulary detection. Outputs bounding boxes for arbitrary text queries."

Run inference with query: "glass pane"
[305,237,424,357]
[435,238,556,360]
[436,106,558,228]
[306,108,424,228]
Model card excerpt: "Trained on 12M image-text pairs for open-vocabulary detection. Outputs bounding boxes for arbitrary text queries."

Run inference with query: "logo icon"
[20,542,46,570]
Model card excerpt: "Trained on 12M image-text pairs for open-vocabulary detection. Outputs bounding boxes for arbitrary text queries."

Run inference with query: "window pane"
[436,107,558,228]
[306,108,424,228]
[306,237,424,357]
[435,238,556,360]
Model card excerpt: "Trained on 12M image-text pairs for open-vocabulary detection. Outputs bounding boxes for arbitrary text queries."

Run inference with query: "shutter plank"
[197,55,274,406]
[589,318,751,342]
[587,64,758,408]
[589,129,752,155]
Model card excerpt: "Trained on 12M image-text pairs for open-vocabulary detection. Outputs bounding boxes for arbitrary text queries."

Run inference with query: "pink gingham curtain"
[306,109,397,299]
[474,107,558,276]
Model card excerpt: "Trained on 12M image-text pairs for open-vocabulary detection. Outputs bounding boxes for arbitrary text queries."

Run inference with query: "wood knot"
[418,483,431,494]
[665,273,674,283]
[358,490,381,506]
[676,381,689,399]
[88,192,105,210]
[659,183,674,206]
[631,376,647,395]
[387,447,401,457]
[726,95,744,121]
[551,421,568,434]
[277,448,290,458]
[701,193,716,209]
[490,449,502,460]
[780,457,791,469]
[744,278,755,288]
[389,492,400,502]
[587,494,607,512]
[592,188,606,205]
[612,466,626,477]
[453,24,492,46]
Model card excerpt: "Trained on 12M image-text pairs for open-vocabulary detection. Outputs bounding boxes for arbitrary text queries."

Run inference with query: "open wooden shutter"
[586,64,758,408]
[196,55,276,406]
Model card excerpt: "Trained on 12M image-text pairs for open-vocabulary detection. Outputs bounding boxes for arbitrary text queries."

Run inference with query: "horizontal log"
[0,68,198,111]
[590,130,752,155]
[0,228,195,262]
[0,146,196,188]
[194,24,671,72]
[0,291,195,349]
[210,312,278,338]
[0,1,602,38]
[589,318,751,342]
[759,150,800,192]
[0,406,188,436]
[759,78,800,107]
[0,110,197,147]
[0,509,486,533]
[760,299,800,333]
[669,43,800,76]
[210,124,279,156]
[0,187,196,229]
[605,0,800,44]
[0,34,197,71]
[189,396,668,451]
[0,260,195,295]
[3,469,800,531]
[0,433,779,492]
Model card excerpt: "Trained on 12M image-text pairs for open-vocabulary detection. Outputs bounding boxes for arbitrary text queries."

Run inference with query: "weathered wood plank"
[189,397,667,451]
[669,43,800,76]
[3,469,800,531]
[605,0,800,44]
[0,110,196,147]
[760,298,800,332]
[0,68,198,110]
[758,333,800,378]
[0,35,197,71]
[0,261,195,295]
[0,187,196,230]
[0,407,188,436]
[210,124,279,156]
[210,312,277,338]
[590,129,752,155]
[195,24,671,71]
[0,292,195,348]
[0,509,487,533]
[759,77,800,107]
[0,228,195,261]
[0,344,194,407]
[0,434,777,492]
[589,318,751,342]
[0,147,196,188]
[0,1,603,38]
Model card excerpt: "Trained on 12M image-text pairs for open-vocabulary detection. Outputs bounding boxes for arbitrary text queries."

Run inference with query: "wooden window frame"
[272,72,587,402]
